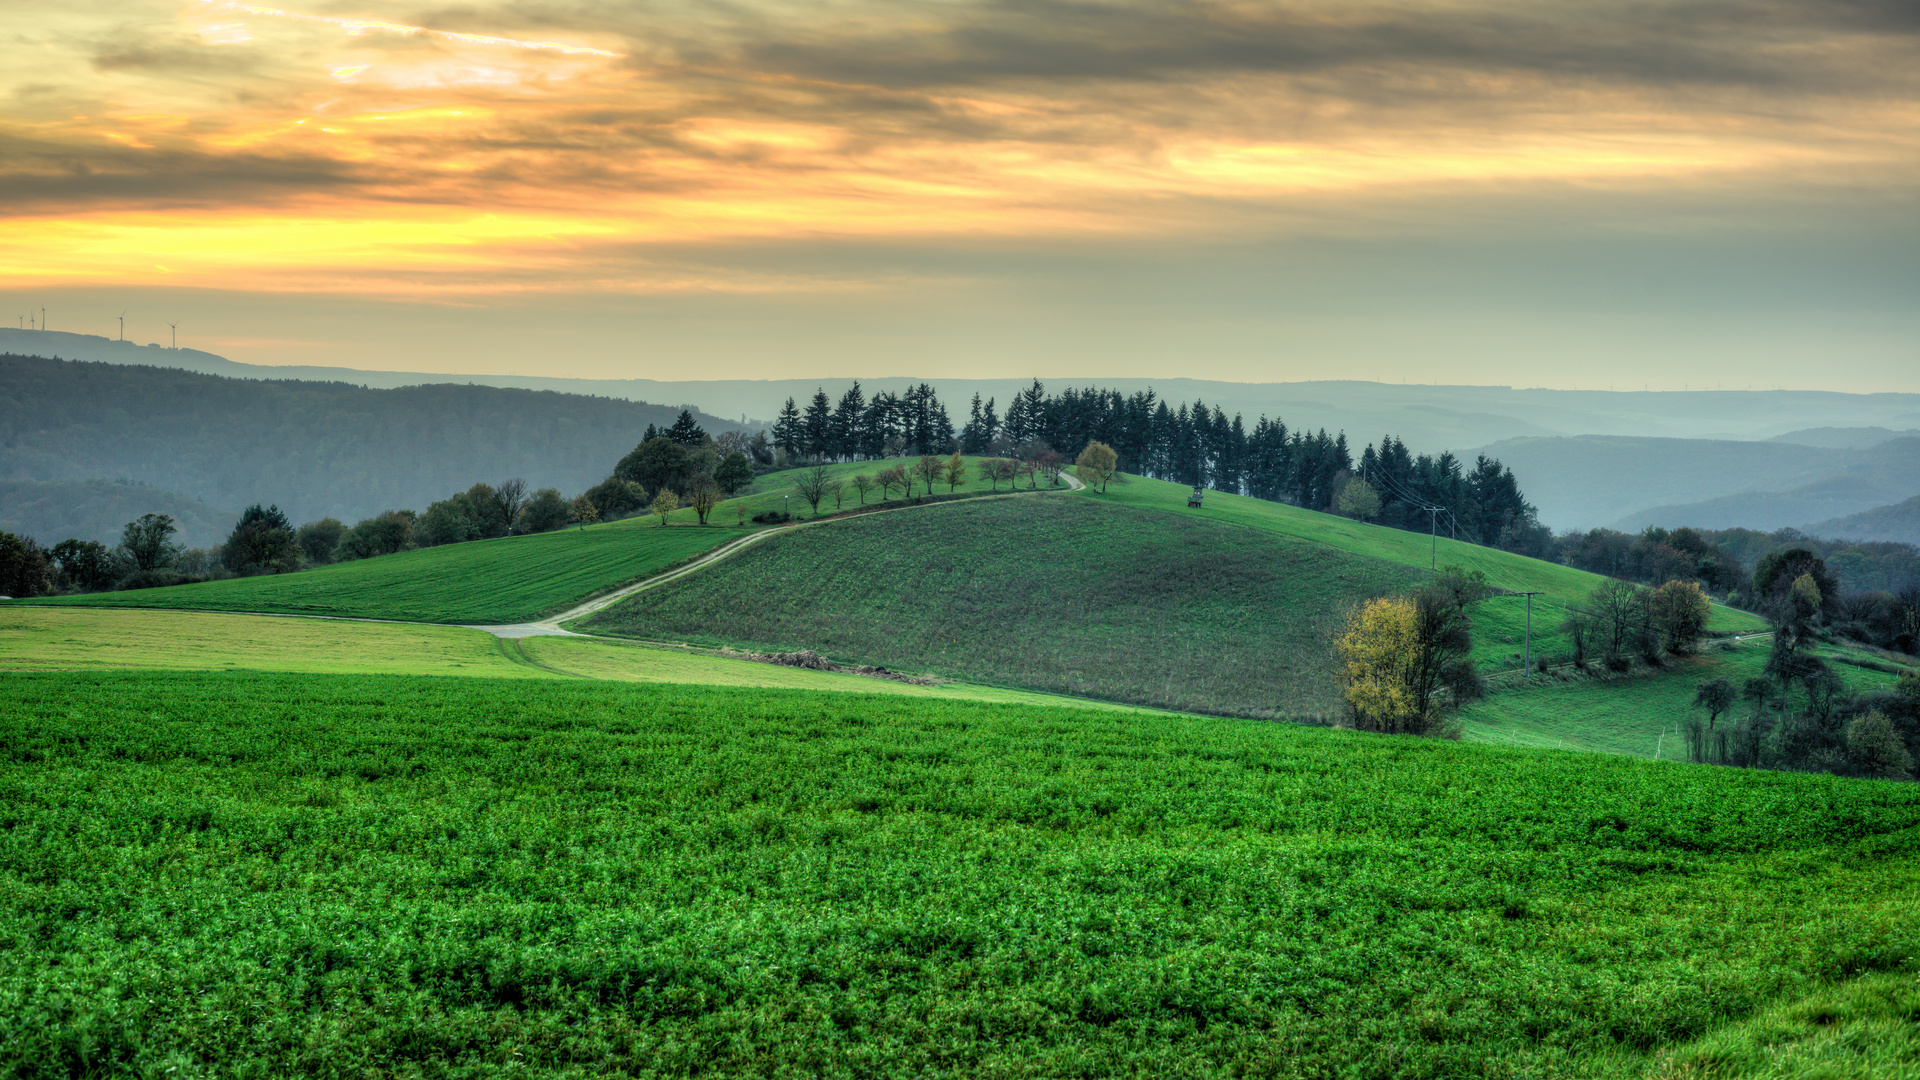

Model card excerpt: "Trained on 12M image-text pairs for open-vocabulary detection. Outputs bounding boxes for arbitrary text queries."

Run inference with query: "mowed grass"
[0,607,1162,714]
[24,518,737,624]
[1458,640,1913,758]
[520,635,1163,712]
[584,495,1426,718]
[3,671,1918,1077]
[1090,474,1769,669]
[0,606,553,679]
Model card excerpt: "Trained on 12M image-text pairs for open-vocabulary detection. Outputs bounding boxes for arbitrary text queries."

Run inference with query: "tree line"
[1552,524,1919,656]
[767,380,1544,552]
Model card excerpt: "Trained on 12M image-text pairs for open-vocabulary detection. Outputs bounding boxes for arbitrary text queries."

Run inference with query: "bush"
[751,511,792,524]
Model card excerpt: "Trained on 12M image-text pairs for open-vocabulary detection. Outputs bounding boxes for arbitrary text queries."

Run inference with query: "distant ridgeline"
[770,380,1543,552]
[0,354,741,526]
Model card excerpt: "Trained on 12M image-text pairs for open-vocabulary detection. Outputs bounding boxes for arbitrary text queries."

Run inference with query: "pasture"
[1460,638,1917,758]
[23,516,737,624]
[583,495,1425,718]
[1089,474,1770,667]
[2,671,1916,1077]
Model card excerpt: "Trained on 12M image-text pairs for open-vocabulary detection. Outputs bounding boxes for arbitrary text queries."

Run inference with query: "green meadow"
[0,608,1159,712]
[3,670,1916,1078]
[24,516,735,624]
[1460,638,1919,758]
[584,495,1425,718]
[1091,474,1770,668]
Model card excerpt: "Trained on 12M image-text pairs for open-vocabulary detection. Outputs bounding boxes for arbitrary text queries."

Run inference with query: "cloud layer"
[1,0,1915,383]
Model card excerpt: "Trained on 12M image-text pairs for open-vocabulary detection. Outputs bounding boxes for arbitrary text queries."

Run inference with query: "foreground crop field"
[585,495,1425,718]
[1091,475,1770,668]
[26,517,736,624]
[3,671,1916,1078]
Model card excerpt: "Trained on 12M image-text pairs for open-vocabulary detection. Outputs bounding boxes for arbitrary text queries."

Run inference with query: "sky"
[3,0,1917,389]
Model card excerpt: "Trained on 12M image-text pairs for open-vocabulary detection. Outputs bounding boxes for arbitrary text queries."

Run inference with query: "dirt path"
[471,470,1085,638]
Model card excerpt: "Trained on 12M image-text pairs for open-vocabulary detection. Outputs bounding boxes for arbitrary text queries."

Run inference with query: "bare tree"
[687,477,722,525]
[876,465,907,500]
[793,464,834,515]
[495,478,529,534]
[850,472,876,504]
[911,455,942,496]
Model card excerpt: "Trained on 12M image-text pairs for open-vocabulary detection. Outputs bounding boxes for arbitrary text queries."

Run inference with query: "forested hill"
[0,355,739,527]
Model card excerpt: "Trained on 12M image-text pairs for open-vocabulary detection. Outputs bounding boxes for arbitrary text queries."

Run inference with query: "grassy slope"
[0,607,1162,712]
[583,495,1425,718]
[1091,474,1769,669]
[3,670,1917,1077]
[1458,640,1916,758]
[23,458,1015,624]
[25,516,734,624]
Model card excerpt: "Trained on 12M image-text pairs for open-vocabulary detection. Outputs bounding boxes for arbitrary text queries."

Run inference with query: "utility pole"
[1511,591,1544,678]
[1428,507,1441,569]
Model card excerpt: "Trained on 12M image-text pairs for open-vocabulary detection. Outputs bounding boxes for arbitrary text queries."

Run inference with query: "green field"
[1092,475,1769,668]
[1460,639,1917,758]
[583,495,1425,718]
[0,607,1165,714]
[24,515,737,624]
[22,457,1031,625]
[3,670,1917,1077]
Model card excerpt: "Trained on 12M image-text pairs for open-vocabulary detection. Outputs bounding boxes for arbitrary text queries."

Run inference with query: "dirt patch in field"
[724,648,940,685]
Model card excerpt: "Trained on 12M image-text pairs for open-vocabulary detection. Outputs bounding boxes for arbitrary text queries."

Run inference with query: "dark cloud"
[0,132,368,211]
[669,0,1920,98]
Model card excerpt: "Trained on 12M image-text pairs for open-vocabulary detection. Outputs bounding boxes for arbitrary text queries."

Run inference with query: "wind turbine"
[168,322,178,350]
[118,310,126,342]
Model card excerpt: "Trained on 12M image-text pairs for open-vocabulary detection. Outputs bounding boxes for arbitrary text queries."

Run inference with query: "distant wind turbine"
[169,322,178,350]
[118,310,126,342]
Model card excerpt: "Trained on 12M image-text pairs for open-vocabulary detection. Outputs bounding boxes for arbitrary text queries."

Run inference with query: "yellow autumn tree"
[1337,584,1482,736]
[1338,597,1422,732]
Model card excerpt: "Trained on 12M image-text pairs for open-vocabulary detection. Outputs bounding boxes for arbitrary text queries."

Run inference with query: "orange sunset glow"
[3,0,1917,384]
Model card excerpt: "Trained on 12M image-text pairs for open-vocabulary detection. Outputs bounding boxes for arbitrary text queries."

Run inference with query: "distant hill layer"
[1770,426,1920,450]
[0,354,739,528]
[6,328,1920,453]
[1475,434,1920,532]
[1608,438,1920,534]
[1805,495,1920,547]
[0,479,233,549]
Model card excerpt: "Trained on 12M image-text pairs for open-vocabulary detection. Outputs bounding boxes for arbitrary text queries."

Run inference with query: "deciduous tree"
[568,496,599,529]
[1336,477,1382,521]
[121,513,180,572]
[495,479,529,534]
[1650,579,1711,654]
[1336,583,1481,735]
[296,518,346,565]
[713,452,755,496]
[911,455,943,496]
[793,464,834,515]
[515,488,571,534]
[687,478,722,525]
[651,488,681,526]
[850,473,876,505]
[1074,442,1118,492]
[943,453,969,493]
